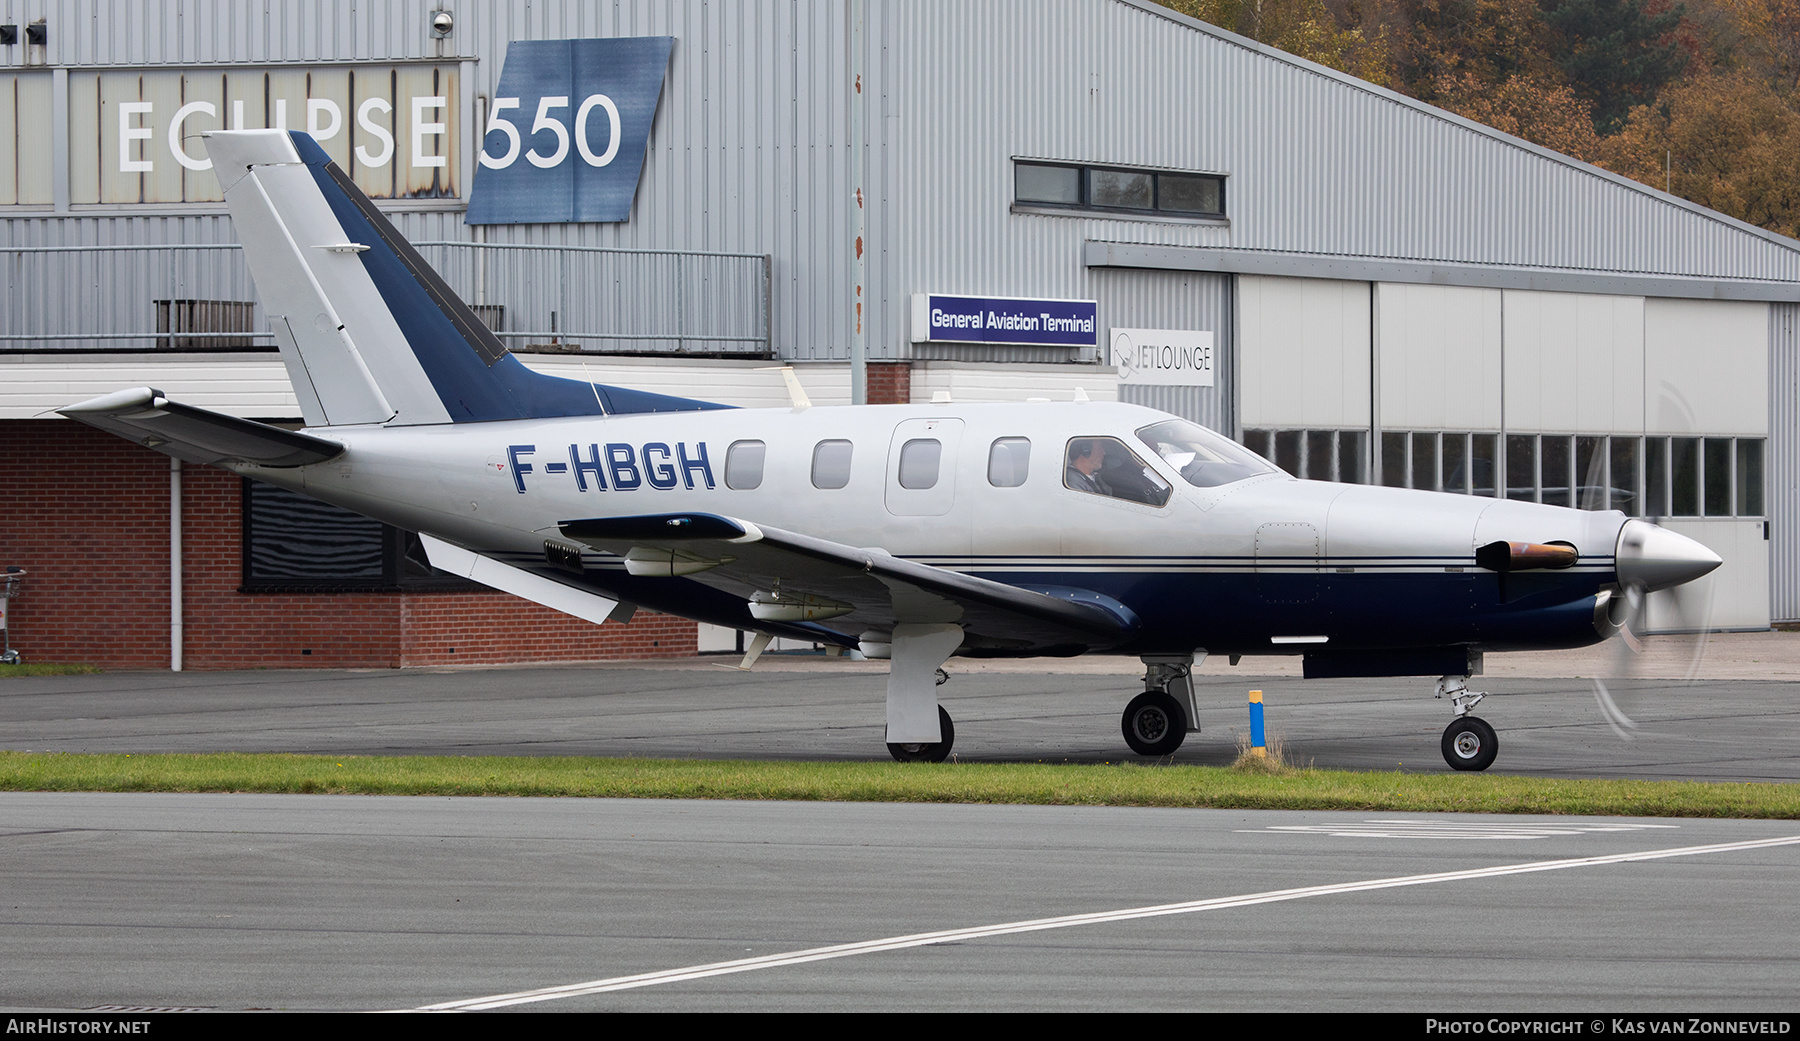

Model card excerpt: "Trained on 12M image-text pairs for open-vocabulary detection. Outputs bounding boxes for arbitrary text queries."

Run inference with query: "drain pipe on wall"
[170,457,183,672]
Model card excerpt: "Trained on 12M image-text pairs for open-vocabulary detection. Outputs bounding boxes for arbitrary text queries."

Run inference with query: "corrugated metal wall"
[1770,303,1800,622]
[2,0,861,358]
[1104,270,1233,432]
[6,0,1800,377]
[876,0,1800,319]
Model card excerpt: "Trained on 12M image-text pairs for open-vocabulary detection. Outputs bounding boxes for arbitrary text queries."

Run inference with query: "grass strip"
[2,751,1797,818]
[0,663,102,677]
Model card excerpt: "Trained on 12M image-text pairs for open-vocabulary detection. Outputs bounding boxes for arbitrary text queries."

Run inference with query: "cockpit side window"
[1064,436,1172,507]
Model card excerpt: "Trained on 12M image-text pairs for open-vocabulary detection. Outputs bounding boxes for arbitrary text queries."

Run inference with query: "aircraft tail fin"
[205,129,728,428]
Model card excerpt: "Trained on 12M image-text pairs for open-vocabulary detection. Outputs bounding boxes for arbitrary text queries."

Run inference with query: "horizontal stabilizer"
[57,388,343,467]
[418,534,635,627]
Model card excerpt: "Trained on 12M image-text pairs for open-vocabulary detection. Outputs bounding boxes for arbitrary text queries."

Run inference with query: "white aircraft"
[60,130,1722,770]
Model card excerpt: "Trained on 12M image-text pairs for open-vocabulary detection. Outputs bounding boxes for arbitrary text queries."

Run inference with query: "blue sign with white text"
[466,37,674,224]
[911,293,1099,348]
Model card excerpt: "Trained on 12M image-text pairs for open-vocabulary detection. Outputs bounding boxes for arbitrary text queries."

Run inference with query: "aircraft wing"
[58,388,344,467]
[560,512,1139,654]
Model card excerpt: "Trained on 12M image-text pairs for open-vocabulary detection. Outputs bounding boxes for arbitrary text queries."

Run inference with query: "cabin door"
[885,418,964,517]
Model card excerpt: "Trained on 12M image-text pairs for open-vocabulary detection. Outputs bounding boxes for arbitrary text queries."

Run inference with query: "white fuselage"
[236,399,1627,657]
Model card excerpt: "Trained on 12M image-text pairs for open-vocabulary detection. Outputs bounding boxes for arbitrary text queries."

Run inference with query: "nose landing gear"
[1122,690,1187,756]
[1436,675,1497,771]
[1122,655,1202,756]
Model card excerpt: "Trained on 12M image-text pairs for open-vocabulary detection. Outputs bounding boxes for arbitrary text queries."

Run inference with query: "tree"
[1540,0,1688,132]
[1433,72,1607,158]
[1161,0,1392,84]
[1600,70,1800,235]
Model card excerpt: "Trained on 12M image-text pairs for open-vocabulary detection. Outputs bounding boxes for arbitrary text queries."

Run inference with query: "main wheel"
[887,705,955,763]
[1121,691,1187,756]
[1442,716,1498,771]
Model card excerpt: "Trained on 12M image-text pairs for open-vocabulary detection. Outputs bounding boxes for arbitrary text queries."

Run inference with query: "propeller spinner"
[1615,518,1723,593]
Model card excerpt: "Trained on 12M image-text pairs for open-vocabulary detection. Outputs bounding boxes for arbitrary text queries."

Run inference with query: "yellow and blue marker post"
[1248,689,1266,757]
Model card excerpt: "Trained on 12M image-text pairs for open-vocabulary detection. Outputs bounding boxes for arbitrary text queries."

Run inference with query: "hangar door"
[1237,275,1372,483]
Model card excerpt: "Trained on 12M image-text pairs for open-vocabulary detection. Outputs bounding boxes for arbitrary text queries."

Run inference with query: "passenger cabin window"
[898,439,942,489]
[812,439,853,489]
[988,437,1031,487]
[1064,437,1172,507]
[725,440,765,490]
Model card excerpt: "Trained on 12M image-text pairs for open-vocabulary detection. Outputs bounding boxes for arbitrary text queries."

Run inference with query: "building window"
[155,299,257,349]
[240,479,475,592]
[1015,161,1225,219]
[1242,429,1367,484]
[1346,433,1766,518]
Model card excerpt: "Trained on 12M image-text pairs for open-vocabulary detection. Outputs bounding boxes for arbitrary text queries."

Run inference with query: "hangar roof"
[1080,0,1800,296]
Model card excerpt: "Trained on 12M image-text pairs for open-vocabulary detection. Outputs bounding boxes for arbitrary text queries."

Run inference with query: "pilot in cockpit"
[1065,439,1113,495]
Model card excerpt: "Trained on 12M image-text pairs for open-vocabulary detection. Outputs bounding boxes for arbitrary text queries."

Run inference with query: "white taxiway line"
[410,832,1800,1012]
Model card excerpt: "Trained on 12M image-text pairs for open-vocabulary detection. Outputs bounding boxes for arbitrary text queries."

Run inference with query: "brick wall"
[0,422,173,667]
[399,595,695,666]
[866,362,912,405]
[181,461,404,669]
[0,420,695,669]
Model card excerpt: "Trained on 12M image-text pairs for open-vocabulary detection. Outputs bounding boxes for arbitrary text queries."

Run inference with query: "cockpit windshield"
[1136,419,1279,488]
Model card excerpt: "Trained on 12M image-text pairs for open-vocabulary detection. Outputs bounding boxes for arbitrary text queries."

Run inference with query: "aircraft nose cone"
[1615,518,1722,592]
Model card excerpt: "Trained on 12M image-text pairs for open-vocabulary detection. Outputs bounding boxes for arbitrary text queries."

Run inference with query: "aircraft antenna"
[580,361,609,416]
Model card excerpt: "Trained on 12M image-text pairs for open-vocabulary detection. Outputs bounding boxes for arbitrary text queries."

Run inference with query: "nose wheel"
[1122,691,1187,756]
[1441,715,1497,771]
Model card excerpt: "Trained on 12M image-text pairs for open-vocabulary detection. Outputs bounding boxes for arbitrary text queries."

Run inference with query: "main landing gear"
[1122,655,1201,756]
[1436,675,1497,771]
[884,625,962,763]
[888,704,956,763]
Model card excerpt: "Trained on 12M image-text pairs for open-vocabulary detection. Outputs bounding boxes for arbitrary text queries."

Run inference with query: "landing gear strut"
[883,625,962,763]
[1122,655,1201,756]
[1435,675,1497,771]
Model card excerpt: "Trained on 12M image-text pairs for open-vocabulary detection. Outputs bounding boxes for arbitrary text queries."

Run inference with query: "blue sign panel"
[909,293,1099,348]
[466,37,674,225]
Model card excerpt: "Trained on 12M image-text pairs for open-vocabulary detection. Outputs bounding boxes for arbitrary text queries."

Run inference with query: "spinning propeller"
[1592,519,1723,739]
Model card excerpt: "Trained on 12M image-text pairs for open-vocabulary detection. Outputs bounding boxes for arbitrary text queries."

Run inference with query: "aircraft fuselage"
[237,399,1626,666]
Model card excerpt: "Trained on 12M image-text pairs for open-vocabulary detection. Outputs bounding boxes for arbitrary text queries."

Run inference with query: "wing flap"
[560,512,1137,650]
[58,388,344,467]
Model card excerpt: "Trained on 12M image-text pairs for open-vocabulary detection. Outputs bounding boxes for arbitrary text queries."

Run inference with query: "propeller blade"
[1591,678,1639,741]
